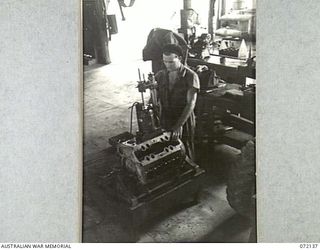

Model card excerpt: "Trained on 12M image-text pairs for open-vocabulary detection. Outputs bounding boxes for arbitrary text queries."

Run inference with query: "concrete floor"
[83,60,253,243]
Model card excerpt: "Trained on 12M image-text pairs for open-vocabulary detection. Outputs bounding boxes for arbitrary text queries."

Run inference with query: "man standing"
[155,44,199,161]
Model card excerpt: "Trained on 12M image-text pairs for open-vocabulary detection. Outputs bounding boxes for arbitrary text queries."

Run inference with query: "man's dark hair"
[162,43,184,57]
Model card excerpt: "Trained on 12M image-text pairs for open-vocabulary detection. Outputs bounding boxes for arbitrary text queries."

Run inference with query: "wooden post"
[216,0,226,30]
[208,0,216,38]
[221,0,226,16]
[95,0,111,64]
[179,0,193,41]
[183,0,192,10]
[181,0,192,29]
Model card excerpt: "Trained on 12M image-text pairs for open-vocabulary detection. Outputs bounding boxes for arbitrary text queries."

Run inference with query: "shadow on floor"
[199,213,253,243]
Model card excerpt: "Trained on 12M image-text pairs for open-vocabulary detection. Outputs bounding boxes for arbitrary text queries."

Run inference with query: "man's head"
[162,44,183,72]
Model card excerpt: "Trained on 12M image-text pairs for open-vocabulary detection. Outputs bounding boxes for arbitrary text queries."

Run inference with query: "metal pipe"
[141,92,145,107]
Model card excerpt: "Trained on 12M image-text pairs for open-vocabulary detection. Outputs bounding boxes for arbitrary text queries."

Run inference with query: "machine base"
[101,158,205,241]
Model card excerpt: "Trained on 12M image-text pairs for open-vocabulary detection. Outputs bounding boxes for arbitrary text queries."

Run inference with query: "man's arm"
[171,87,198,140]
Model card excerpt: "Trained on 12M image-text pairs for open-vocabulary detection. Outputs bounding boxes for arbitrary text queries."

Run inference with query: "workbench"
[188,54,255,85]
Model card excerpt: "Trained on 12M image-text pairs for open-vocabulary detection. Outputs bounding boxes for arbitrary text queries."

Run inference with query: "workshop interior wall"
[106,0,211,63]
[106,0,180,63]
[105,0,255,64]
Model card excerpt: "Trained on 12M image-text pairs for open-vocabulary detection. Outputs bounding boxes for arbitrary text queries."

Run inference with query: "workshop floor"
[83,60,254,243]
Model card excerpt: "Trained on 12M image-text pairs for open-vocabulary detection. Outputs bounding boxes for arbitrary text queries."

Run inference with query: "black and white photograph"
[3,0,320,245]
[83,0,256,243]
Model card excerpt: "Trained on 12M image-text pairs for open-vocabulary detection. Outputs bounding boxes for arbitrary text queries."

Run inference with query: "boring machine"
[106,70,205,228]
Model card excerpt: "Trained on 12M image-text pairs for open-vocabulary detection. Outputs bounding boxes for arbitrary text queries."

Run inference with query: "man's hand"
[170,126,182,141]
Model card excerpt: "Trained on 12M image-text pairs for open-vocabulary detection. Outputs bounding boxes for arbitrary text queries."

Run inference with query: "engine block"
[117,132,186,185]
